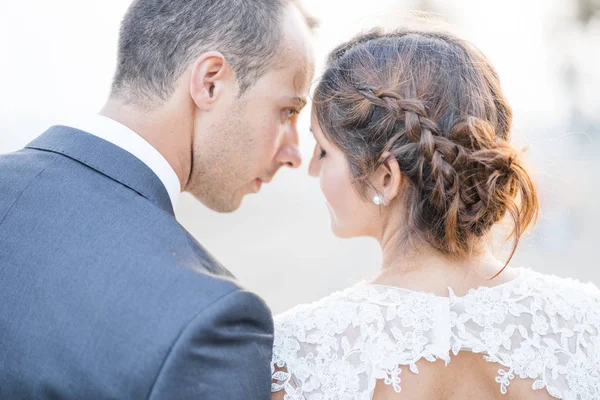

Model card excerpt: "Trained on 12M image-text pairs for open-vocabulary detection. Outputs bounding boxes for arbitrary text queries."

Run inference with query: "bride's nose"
[308,150,320,177]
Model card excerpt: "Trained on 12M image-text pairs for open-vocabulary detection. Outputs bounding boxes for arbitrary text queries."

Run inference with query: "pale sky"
[0,0,579,150]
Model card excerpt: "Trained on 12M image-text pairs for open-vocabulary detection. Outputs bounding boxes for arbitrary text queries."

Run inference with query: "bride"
[271,27,600,399]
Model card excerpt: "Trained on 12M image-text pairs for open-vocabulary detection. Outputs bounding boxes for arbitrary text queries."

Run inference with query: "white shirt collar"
[67,115,181,209]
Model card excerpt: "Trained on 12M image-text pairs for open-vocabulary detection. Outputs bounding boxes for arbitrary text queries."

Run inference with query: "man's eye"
[286,108,299,118]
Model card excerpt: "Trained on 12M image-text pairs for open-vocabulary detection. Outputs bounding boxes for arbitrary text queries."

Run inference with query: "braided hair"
[313,28,538,263]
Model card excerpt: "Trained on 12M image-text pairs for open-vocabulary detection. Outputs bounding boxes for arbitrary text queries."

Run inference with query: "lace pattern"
[271,269,600,399]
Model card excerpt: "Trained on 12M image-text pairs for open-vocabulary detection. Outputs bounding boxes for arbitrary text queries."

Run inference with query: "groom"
[0,0,314,399]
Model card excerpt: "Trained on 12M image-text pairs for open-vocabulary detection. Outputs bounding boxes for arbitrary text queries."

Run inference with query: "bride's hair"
[313,27,538,263]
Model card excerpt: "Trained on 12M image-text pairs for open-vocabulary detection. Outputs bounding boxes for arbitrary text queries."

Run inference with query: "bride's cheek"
[319,167,336,207]
[320,164,347,216]
[319,169,332,207]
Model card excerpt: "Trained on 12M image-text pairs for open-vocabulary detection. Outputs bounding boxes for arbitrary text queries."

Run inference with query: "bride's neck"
[372,230,517,296]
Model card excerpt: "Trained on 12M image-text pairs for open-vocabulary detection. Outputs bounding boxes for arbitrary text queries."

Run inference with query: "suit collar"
[27,125,174,216]
[69,115,181,208]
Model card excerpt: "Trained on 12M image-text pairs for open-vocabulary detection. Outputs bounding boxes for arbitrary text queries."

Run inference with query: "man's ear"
[189,51,236,110]
[370,152,403,205]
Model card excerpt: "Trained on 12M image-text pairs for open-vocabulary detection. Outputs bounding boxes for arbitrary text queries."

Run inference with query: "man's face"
[187,5,314,212]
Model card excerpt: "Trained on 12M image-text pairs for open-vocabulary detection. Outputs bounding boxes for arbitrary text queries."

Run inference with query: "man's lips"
[252,175,274,193]
[254,178,262,191]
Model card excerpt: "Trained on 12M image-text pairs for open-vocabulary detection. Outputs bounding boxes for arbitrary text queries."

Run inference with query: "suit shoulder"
[0,149,60,218]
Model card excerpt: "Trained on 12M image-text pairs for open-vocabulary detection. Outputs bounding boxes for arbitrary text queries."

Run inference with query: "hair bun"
[314,27,539,261]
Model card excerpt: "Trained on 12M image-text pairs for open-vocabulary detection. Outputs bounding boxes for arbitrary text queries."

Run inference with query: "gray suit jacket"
[0,126,274,399]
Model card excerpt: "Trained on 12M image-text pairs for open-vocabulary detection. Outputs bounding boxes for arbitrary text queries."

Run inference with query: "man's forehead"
[279,3,315,75]
[271,66,311,103]
[291,56,315,100]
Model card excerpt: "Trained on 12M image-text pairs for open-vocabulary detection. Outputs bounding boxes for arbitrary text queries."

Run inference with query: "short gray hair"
[111,0,314,105]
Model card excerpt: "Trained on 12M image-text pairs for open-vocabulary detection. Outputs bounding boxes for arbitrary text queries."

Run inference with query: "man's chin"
[192,192,243,214]
[208,200,242,214]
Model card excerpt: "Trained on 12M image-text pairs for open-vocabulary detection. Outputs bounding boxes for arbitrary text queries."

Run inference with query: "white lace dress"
[271,268,600,399]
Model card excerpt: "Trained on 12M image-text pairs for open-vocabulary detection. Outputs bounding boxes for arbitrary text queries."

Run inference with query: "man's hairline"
[113,0,313,105]
[237,1,317,98]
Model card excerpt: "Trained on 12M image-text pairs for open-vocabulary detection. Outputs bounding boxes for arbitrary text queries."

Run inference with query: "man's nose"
[277,125,302,168]
[277,145,302,168]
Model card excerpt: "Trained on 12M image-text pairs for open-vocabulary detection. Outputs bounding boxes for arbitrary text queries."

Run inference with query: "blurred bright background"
[1,0,599,313]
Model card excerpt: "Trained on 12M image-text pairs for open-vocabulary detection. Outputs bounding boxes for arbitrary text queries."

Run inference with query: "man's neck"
[99,98,191,190]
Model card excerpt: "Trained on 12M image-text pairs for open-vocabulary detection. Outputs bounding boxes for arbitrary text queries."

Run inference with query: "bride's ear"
[371,152,403,206]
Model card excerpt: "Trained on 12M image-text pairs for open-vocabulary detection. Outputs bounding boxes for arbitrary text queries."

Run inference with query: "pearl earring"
[373,195,384,205]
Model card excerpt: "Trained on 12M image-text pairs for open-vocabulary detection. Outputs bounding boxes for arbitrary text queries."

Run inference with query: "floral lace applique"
[272,269,600,399]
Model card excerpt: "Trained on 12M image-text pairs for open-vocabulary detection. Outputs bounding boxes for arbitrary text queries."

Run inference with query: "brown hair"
[314,28,538,264]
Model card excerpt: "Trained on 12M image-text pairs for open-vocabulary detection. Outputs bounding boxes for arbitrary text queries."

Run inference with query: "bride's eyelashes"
[318,145,327,159]
[309,128,327,159]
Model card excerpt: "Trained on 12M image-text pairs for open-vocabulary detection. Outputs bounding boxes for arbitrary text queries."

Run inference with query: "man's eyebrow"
[294,97,308,109]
